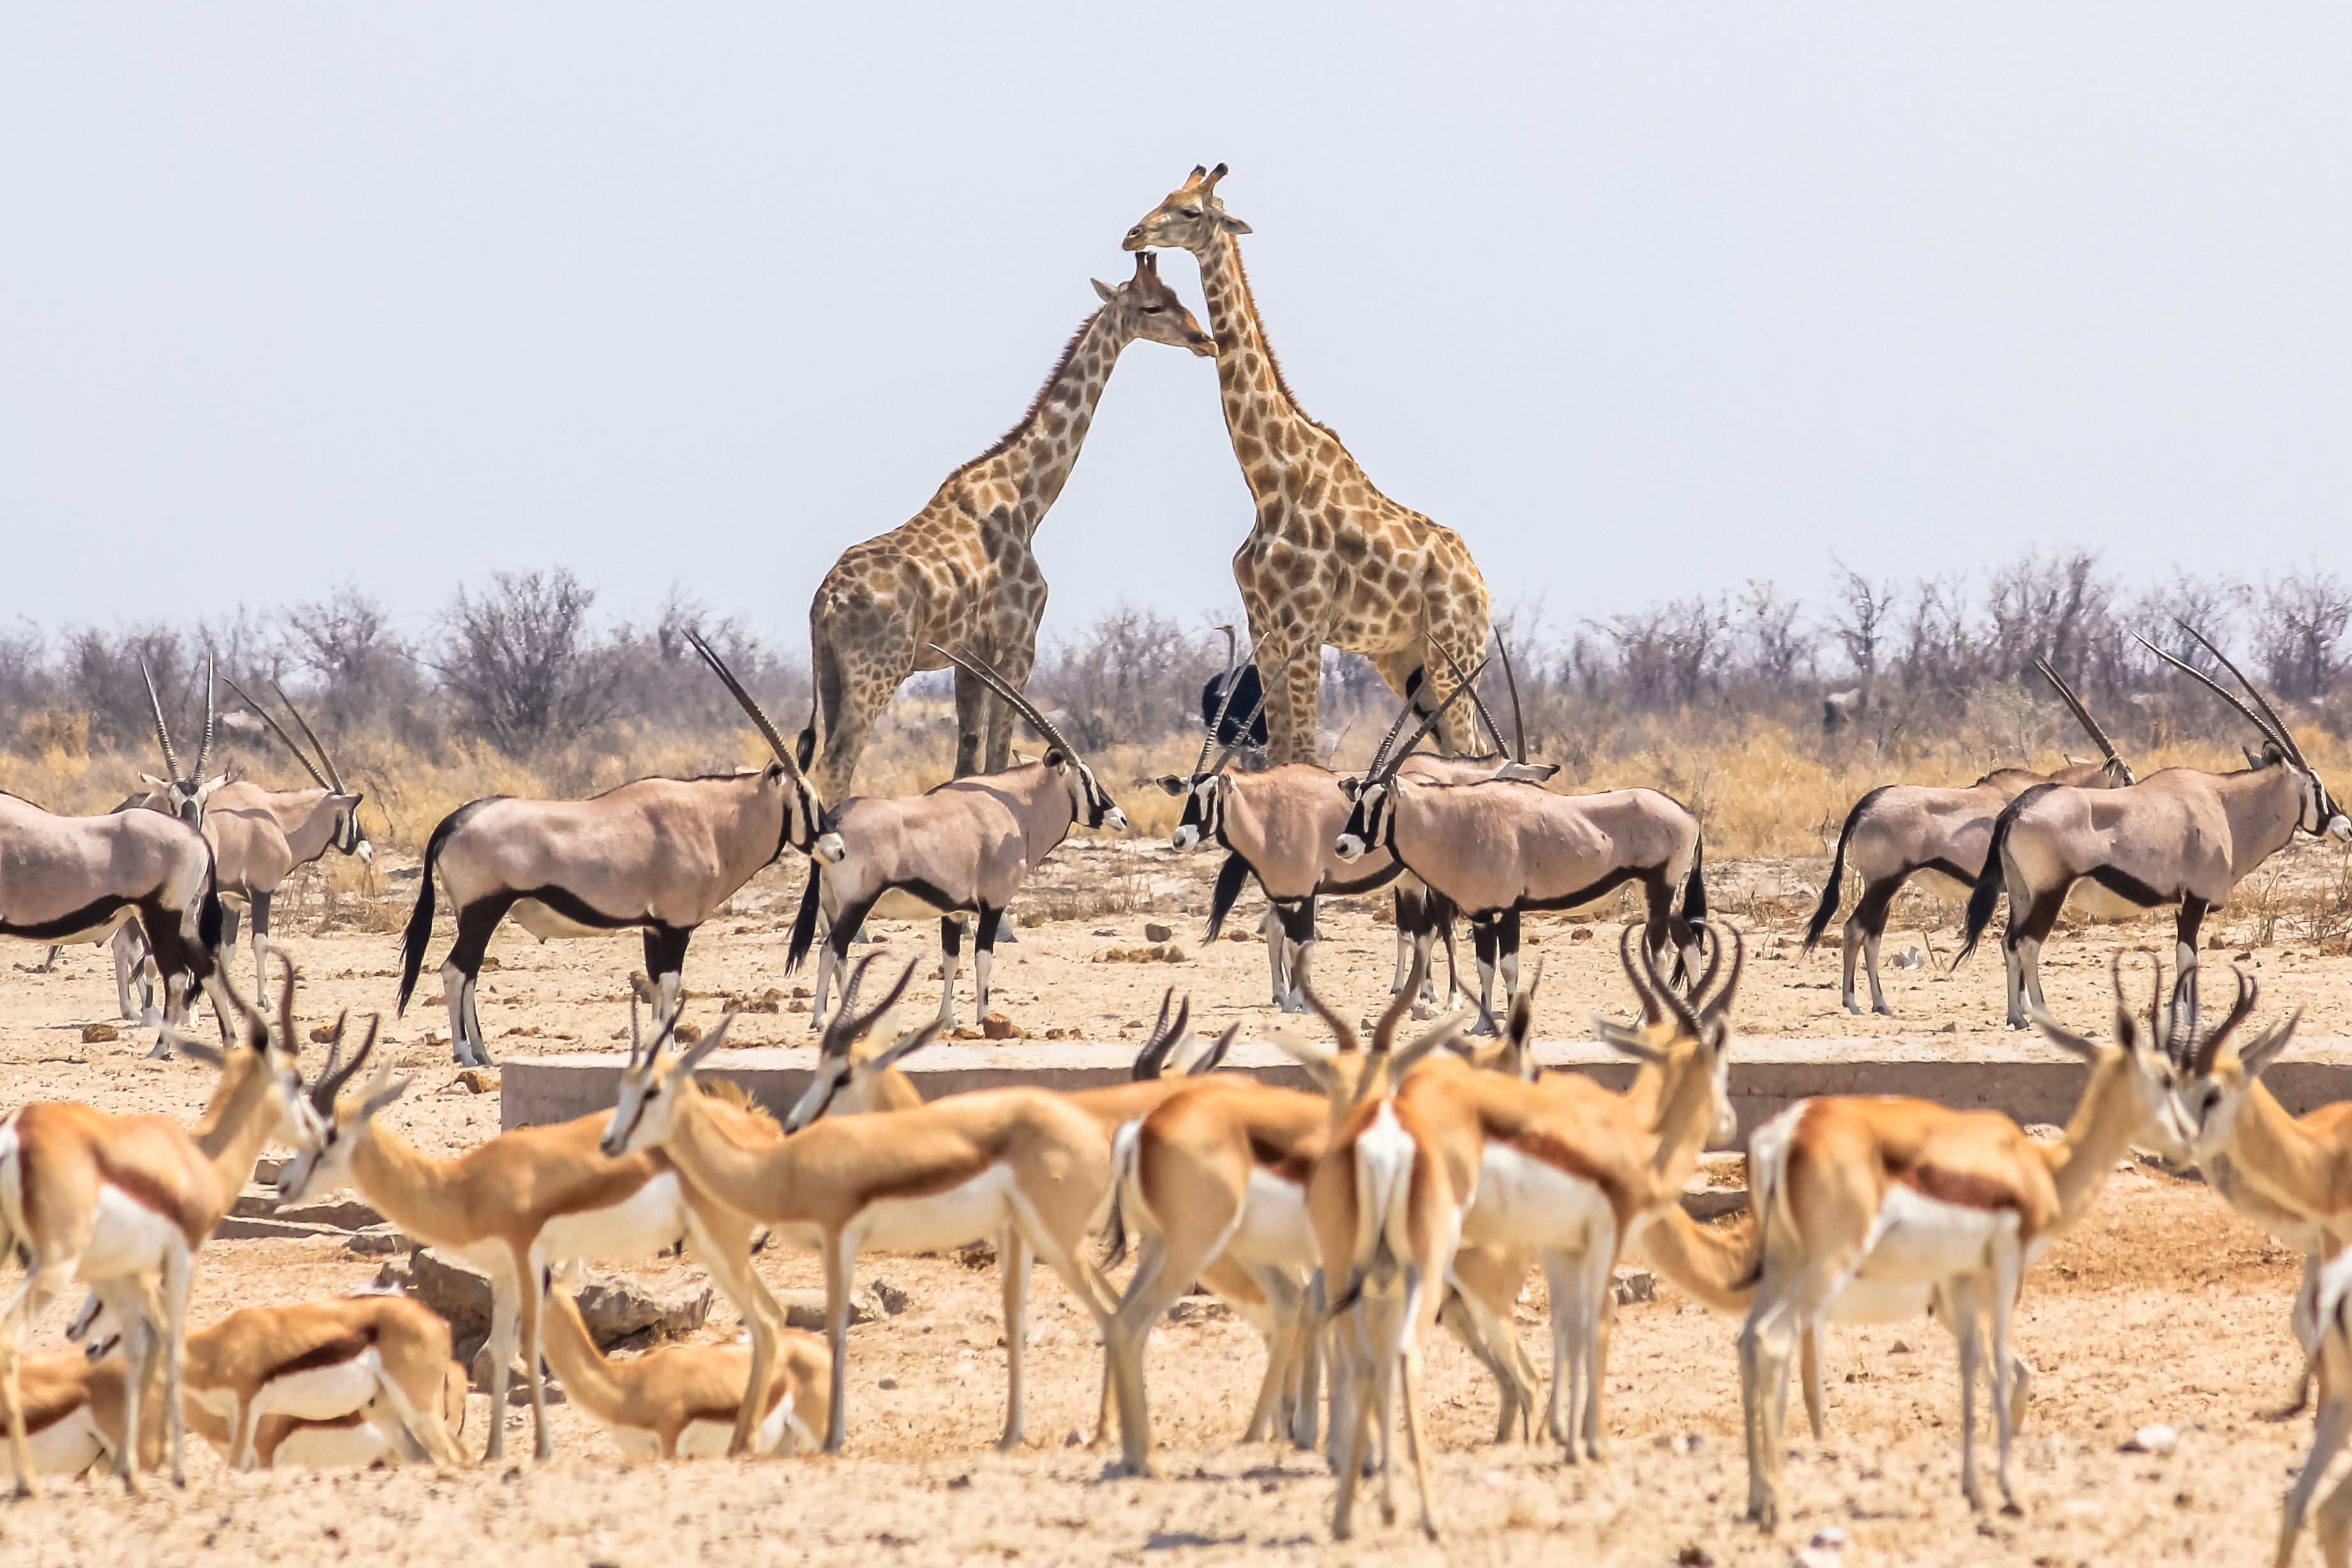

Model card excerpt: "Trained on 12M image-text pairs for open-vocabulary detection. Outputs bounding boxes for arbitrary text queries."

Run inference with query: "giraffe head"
[1123,163,1252,257]
[1093,253,1215,357]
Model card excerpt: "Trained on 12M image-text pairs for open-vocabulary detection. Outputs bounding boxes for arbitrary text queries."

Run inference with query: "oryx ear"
[140,773,167,789]
[2242,1010,2302,1080]
[2025,1003,2101,1063]
[1092,278,1118,302]
[1045,749,1070,771]
[1496,761,1560,783]
[1338,779,1362,801]
[1156,775,1189,796]
[1589,1015,1668,1066]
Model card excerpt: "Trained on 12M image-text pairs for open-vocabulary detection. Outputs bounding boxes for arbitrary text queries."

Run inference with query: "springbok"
[0,1350,153,1484]
[538,1266,830,1460]
[1806,659,2134,1015]
[600,1008,1123,1455]
[787,646,1127,1030]
[1734,954,2197,1528]
[75,1288,467,1471]
[0,964,311,1494]
[1,791,224,1054]
[398,630,829,1066]
[1335,681,1704,1028]
[1961,625,2349,1029]
[273,1012,787,1464]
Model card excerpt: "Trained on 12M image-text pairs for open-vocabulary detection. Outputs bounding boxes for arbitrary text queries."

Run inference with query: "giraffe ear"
[1217,211,1252,235]
[1092,278,1118,302]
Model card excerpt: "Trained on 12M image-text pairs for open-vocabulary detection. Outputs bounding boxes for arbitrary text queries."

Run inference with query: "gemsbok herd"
[4,161,2351,1558]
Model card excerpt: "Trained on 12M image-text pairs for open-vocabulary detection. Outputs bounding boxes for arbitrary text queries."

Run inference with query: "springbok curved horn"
[928,645,1085,762]
[1617,923,1668,1027]
[822,957,919,1060]
[2176,620,2310,770]
[142,659,184,783]
[2139,631,2298,767]
[1698,925,1743,1028]
[2033,659,2127,778]
[1494,632,1529,764]
[1642,922,1707,1042]
[687,629,813,784]
[310,1012,380,1113]
[1132,988,1193,1080]
[219,675,331,793]
[193,657,216,782]
[2191,969,2261,1079]
[1367,951,1425,1055]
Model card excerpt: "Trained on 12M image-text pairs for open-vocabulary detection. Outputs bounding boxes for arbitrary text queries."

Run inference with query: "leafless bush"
[432,570,620,759]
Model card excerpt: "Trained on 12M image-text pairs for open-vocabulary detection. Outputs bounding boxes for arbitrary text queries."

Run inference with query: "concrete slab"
[499,1033,2352,1143]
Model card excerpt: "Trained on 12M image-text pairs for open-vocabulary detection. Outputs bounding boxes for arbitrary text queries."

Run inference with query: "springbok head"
[782,956,941,1131]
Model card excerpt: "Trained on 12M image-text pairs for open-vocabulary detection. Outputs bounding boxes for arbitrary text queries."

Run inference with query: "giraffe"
[1124,165,1494,766]
[799,252,1215,803]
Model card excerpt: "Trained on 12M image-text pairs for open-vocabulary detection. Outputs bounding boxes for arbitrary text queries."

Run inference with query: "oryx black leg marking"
[1497,906,1524,1010]
[1845,874,1907,1017]
[1471,918,1502,1030]
[2175,894,2210,1021]
[973,904,1004,1019]
[940,914,965,1022]
[445,895,518,1063]
[1274,896,1316,1008]
[642,923,692,1010]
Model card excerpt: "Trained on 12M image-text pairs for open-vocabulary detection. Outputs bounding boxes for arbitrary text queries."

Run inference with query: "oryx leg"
[809,895,876,1033]
[1261,906,1291,1006]
[442,897,512,1067]
[1496,907,1524,1013]
[1274,898,1315,1013]
[2002,886,2066,1031]
[1845,876,1905,1017]
[938,916,964,1026]
[1389,887,1420,995]
[641,924,691,1023]
[245,892,273,1000]
[2175,895,2209,1023]
[111,922,153,1022]
[972,904,1004,1025]
[1469,918,1501,1033]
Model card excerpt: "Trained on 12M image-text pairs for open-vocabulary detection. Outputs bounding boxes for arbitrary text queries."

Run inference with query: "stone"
[344,1226,409,1257]
[1569,928,1594,943]
[572,1267,713,1346]
[276,1195,386,1231]
[981,1013,1023,1040]
[776,1291,877,1333]
[456,1068,499,1094]
[81,1022,118,1043]
[212,1216,346,1243]
[1143,923,1174,943]
[1611,1267,1656,1305]
[410,1249,497,1344]
[2121,1422,2179,1456]
[232,1186,278,1218]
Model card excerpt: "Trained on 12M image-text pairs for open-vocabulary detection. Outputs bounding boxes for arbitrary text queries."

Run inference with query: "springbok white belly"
[847,1165,1017,1254]
[1224,1170,1314,1268]
[1459,1144,1614,1253]
[270,1417,391,1469]
[600,1422,665,1461]
[0,1412,109,1479]
[511,899,618,941]
[539,1172,689,1262]
[80,1184,187,1280]
[673,1394,797,1458]
[1827,1277,1935,1323]
[250,1352,386,1424]
[1854,1186,2016,1284]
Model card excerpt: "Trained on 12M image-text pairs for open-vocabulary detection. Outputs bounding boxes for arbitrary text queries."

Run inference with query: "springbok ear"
[140,773,167,790]
[870,1020,945,1075]
[677,1013,738,1074]
[358,1075,413,1121]
[2025,1003,2102,1063]
[1393,1012,1471,1079]
[1194,1022,1241,1075]
[2242,1010,2302,1080]
[1264,1025,1341,1093]
[197,775,227,802]
[1590,1015,1668,1066]
[169,1036,228,1069]
[1156,775,1189,796]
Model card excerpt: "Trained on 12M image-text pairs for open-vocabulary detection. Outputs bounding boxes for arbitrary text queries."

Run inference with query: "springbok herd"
[5,161,2352,1560]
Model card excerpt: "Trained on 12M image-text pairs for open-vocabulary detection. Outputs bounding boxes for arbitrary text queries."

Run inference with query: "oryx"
[0,791,223,1055]
[1333,673,1704,1029]
[1158,639,1552,1012]
[397,632,829,1066]
[786,645,1128,1031]
[1961,624,2350,1028]
[1804,659,2135,1015]
[137,657,223,828]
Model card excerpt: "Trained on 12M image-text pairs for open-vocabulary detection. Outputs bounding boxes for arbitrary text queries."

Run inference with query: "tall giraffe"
[1125,165,1493,766]
[800,253,1215,802]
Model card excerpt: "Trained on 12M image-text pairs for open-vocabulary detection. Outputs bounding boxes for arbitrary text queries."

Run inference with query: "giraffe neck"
[962,308,1127,544]
[1194,231,1327,501]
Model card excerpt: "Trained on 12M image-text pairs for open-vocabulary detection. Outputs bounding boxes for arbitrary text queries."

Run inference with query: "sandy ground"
[3,842,2351,1564]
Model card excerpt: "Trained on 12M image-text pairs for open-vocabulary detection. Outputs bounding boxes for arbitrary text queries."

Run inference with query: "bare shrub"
[433,569,619,759]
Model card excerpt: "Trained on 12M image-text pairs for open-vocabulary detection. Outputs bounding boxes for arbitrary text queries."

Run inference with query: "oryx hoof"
[146,1039,174,1061]
[1841,1000,1864,1016]
[1873,1003,1897,1019]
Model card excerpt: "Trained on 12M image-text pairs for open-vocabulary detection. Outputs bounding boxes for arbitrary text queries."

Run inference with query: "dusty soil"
[3,844,2349,1565]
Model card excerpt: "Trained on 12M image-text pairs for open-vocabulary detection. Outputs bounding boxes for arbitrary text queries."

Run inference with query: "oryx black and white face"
[2300,761,2351,841]
[767,761,841,863]
[1155,772,1225,850]
[1055,750,1128,833]
[1333,777,1396,863]
[330,794,371,861]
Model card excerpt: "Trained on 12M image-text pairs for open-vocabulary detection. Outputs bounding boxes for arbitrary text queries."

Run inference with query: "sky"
[4,5,2348,655]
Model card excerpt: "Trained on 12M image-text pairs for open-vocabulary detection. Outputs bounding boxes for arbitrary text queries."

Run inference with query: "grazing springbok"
[75,1289,467,1471]
[601,1008,1123,1455]
[1,791,223,1053]
[273,1012,787,1463]
[0,964,310,1495]
[1159,646,1554,1012]
[787,646,1128,1030]
[1734,955,2197,1528]
[538,1267,830,1460]
[398,630,830,1066]
[1335,682,1704,1029]
[1806,659,2134,1015]
[0,1350,153,1484]
[1961,625,2349,1029]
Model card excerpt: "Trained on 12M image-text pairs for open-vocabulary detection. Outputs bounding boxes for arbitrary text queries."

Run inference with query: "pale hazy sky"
[4,6,2348,653]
